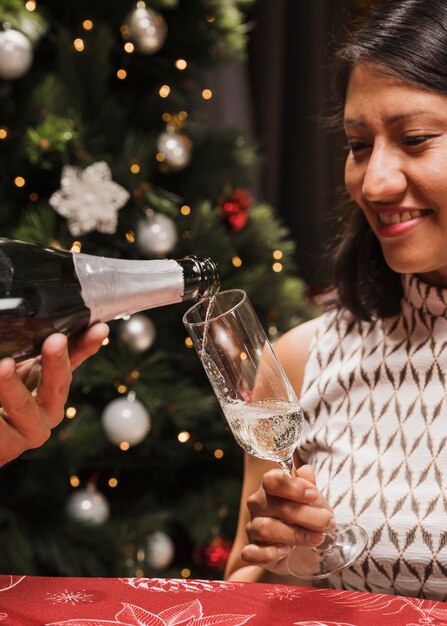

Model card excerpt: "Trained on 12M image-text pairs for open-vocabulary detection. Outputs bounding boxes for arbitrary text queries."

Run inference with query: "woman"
[225,0,447,601]
[0,323,109,466]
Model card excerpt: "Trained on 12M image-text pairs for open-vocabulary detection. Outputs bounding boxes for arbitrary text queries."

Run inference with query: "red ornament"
[199,537,233,571]
[218,188,251,231]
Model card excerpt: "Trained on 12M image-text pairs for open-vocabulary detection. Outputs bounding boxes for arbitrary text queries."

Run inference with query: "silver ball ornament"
[157,128,192,172]
[119,314,156,352]
[125,5,167,55]
[102,393,151,447]
[147,531,175,570]
[137,211,177,256]
[0,29,33,80]
[66,486,110,525]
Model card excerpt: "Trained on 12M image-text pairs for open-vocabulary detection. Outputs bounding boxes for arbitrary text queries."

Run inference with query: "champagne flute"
[183,289,368,579]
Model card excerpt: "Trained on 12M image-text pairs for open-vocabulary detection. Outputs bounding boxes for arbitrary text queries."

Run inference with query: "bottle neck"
[73,253,219,323]
[178,256,220,301]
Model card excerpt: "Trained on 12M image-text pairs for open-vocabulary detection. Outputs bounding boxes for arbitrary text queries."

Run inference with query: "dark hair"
[328,0,447,320]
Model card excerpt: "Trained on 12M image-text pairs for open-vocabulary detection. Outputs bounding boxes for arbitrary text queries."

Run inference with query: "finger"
[241,543,290,574]
[69,323,109,370]
[261,469,328,508]
[36,333,72,427]
[247,514,328,547]
[296,464,316,485]
[0,357,48,441]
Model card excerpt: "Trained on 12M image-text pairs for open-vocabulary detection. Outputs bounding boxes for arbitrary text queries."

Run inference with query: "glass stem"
[279,458,295,477]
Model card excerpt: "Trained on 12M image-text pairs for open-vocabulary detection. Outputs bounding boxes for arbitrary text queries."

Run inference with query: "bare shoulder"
[273,316,322,396]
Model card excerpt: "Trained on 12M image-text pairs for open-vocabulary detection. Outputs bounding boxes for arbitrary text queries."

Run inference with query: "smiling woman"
[224,0,447,601]
[344,65,447,286]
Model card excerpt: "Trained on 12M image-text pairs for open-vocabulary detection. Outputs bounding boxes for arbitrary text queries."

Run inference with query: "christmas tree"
[0,0,313,579]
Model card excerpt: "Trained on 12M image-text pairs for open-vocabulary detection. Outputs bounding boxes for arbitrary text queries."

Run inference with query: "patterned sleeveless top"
[298,274,447,600]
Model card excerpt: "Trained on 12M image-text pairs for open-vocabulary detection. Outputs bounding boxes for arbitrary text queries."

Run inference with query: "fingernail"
[327,518,337,531]
[304,488,317,502]
[305,532,324,546]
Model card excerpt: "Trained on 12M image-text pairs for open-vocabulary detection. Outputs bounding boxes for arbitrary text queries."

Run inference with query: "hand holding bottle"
[0,322,109,466]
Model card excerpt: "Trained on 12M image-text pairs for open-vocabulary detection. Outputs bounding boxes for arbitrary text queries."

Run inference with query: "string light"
[102,337,110,346]
[25,0,36,10]
[29,192,39,202]
[272,262,283,273]
[124,42,134,53]
[273,250,283,260]
[159,85,171,98]
[156,152,165,162]
[178,431,190,443]
[73,38,85,52]
[116,383,128,394]
[232,256,242,267]
[181,568,191,578]
[185,337,193,348]
[14,176,25,188]
[117,69,127,80]
[119,441,130,451]
[65,406,77,419]
[82,20,94,30]
[178,111,188,121]
[175,59,187,70]
[108,477,118,488]
[130,163,140,174]
[202,89,213,100]
[194,442,203,451]
[214,449,224,459]
[70,241,82,253]
[70,475,80,487]
[0,128,7,139]
[125,230,136,243]
[240,351,248,361]
[205,15,216,23]
[180,204,191,216]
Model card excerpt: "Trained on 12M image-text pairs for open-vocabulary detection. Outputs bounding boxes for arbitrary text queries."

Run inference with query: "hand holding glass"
[183,289,367,579]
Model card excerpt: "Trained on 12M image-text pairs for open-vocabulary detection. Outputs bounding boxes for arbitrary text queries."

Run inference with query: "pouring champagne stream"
[183,289,368,579]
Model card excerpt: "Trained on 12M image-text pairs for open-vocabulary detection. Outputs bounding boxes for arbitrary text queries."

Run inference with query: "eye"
[403,134,437,147]
[346,141,370,156]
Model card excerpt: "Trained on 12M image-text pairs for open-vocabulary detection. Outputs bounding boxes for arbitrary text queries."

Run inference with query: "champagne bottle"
[0,238,220,361]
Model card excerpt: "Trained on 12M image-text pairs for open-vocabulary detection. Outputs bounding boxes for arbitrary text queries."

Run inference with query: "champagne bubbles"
[0,29,33,80]
[102,393,151,447]
[66,485,110,525]
[124,4,167,55]
[137,210,177,255]
[119,314,156,352]
[146,531,175,570]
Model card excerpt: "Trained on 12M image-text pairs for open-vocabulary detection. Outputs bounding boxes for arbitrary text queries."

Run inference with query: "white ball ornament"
[146,531,175,570]
[102,393,151,447]
[137,211,177,256]
[66,485,110,525]
[156,127,192,172]
[0,29,33,80]
[119,314,156,352]
[125,5,167,55]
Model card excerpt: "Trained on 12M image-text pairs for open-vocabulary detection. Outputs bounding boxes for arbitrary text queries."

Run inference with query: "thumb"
[296,464,316,485]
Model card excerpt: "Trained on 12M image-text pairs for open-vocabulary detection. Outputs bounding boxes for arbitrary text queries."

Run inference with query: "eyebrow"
[344,110,430,127]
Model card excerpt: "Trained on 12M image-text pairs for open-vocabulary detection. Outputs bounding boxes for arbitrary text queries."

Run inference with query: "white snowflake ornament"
[49,161,130,236]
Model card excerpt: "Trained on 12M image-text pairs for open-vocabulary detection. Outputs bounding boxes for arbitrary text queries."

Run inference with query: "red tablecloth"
[0,575,446,625]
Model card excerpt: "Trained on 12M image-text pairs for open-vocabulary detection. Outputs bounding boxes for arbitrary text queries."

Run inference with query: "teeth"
[379,210,424,225]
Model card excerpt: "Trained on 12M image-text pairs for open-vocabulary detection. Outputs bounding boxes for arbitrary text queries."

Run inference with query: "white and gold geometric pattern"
[298,275,447,600]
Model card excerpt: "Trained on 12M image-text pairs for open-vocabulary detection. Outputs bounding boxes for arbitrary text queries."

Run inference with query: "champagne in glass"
[184,289,368,580]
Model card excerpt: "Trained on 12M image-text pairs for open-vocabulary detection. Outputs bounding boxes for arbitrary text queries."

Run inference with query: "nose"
[361,144,407,202]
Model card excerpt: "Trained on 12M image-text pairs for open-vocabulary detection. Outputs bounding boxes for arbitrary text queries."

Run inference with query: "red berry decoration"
[218,188,252,231]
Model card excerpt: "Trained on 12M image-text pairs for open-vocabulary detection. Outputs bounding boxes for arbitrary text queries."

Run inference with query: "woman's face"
[344,63,447,287]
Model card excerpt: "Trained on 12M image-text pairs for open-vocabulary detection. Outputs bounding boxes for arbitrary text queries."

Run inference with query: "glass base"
[287,523,368,580]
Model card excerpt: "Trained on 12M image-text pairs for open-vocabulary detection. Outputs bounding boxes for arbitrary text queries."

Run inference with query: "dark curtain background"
[248,0,375,290]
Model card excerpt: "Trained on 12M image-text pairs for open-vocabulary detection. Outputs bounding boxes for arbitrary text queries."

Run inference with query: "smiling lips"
[377,209,431,225]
